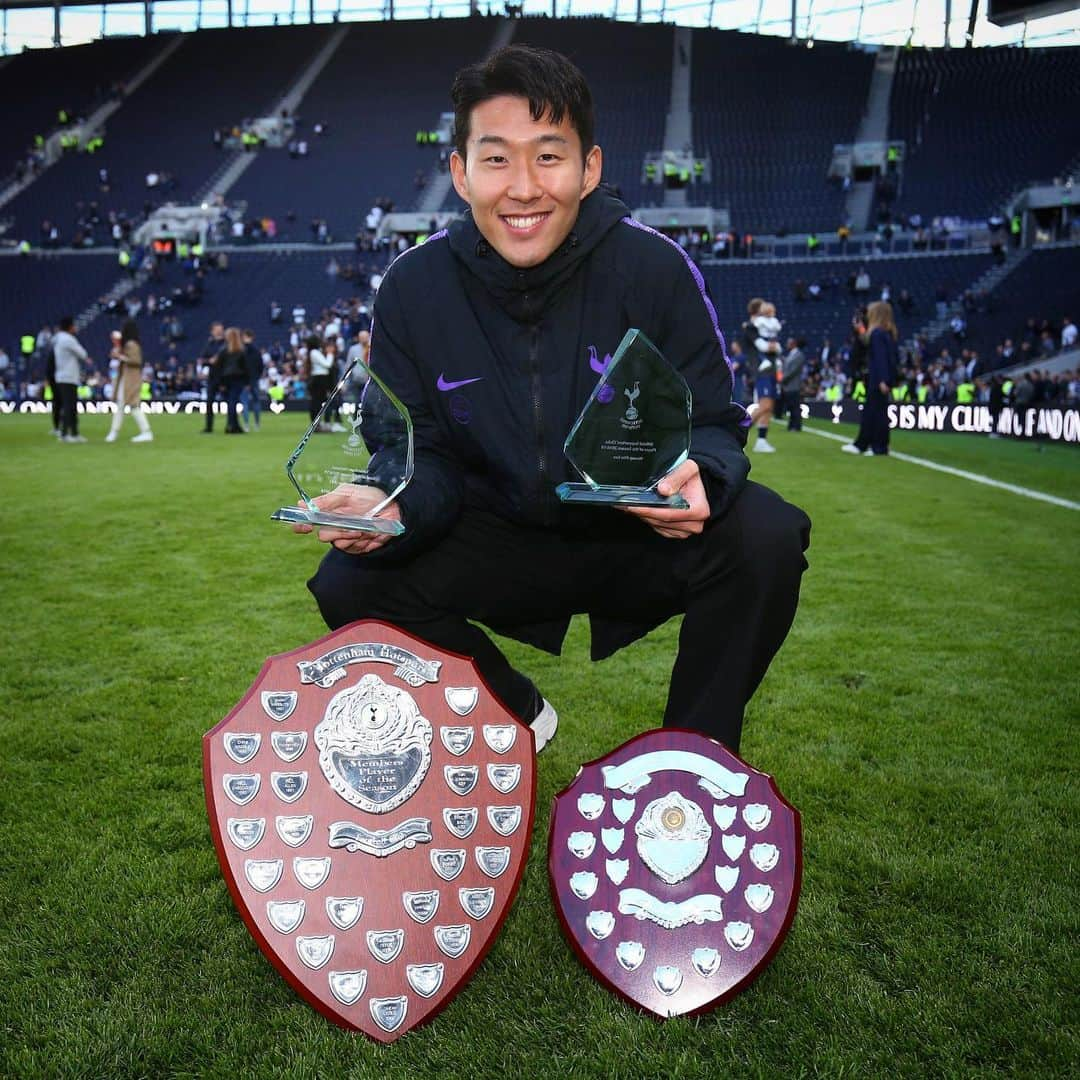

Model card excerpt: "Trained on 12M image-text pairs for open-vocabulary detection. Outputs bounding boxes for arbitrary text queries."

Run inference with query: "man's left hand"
[622,459,711,539]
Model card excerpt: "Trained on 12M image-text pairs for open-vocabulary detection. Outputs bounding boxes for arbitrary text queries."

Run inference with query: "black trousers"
[783,389,802,430]
[56,383,78,436]
[204,374,222,431]
[308,482,810,752]
[854,390,890,454]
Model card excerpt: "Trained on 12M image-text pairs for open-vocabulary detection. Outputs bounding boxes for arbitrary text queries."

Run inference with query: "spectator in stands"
[106,321,153,444]
[296,45,808,754]
[843,302,898,458]
[53,316,89,444]
[1062,317,1077,351]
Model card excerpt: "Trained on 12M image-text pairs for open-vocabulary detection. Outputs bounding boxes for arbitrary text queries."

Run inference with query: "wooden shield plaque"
[548,728,801,1019]
[204,620,536,1041]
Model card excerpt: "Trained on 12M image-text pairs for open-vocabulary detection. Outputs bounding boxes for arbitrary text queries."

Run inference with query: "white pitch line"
[802,423,1080,512]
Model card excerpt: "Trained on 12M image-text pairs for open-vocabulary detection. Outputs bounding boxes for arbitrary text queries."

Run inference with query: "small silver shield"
[296,935,335,970]
[244,859,282,893]
[433,924,471,958]
[406,963,445,998]
[270,731,307,762]
[328,969,367,1006]
[366,929,404,964]
[443,807,479,839]
[370,996,408,1033]
[226,817,265,851]
[444,686,479,716]
[266,899,305,934]
[475,846,511,878]
[223,732,261,764]
[271,771,308,804]
[440,725,474,755]
[430,849,466,881]
[326,896,364,930]
[403,889,440,924]
[487,763,521,794]
[459,887,495,920]
[293,856,331,890]
[223,773,260,806]
[482,724,517,754]
[444,765,479,796]
[486,805,522,836]
[261,690,298,722]
[275,814,314,847]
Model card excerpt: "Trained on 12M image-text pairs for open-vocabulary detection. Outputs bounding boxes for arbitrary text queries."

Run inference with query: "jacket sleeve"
[651,250,750,520]
[365,273,463,557]
[869,330,894,387]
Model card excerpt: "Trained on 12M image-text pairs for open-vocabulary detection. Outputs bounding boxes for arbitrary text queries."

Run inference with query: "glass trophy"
[556,328,692,509]
[271,361,412,535]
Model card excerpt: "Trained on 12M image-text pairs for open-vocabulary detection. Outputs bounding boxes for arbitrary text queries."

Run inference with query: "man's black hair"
[121,319,139,344]
[58,315,75,332]
[451,45,594,161]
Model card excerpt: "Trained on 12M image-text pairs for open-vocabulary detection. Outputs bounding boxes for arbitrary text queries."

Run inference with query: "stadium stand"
[884,46,1080,223]
[690,30,874,235]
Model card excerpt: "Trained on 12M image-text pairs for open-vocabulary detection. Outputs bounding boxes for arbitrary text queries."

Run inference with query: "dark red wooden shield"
[549,728,800,1019]
[204,620,536,1042]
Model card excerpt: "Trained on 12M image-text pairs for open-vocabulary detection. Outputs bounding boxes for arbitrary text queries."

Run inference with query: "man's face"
[450,95,601,269]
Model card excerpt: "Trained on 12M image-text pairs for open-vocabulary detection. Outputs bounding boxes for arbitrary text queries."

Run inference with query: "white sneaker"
[63,434,88,443]
[841,442,863,455]
[753,439,776,453]
[530,699,558,753]
[105,431,118,443]
[131,431,154,443]
[50,428,62,438]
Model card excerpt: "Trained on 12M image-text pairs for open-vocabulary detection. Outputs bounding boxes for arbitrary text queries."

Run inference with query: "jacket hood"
[447,186,630,323]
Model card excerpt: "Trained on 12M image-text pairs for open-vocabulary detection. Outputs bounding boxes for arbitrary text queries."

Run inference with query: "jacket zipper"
[529,324,552,523]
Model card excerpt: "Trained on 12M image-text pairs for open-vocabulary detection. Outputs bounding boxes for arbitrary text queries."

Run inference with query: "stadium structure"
[1,1,1078,425]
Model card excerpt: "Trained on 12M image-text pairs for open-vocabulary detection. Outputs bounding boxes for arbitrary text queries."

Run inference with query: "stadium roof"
[0,0,1077,53]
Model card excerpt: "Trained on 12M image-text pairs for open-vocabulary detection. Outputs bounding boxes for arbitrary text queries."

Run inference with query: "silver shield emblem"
[570,871,598,900]
[296,935,335,970]
[271,731,307,762]
[444,687,479,717]
[444,765,479,796]
[266,899,305,934]
[440,726,474,756]
[366,929,404,964]
[223,732,261,764]
[261,690,298,722]
[487,763,521,794]
[433,923,471,958]
[314,673,432,814]
[616,941,645,971]
[370,996,408,1033]
[459,887,495,920]
[275,814,314,847]
[482,724,516,754]
[328,967,367,1006]
[223,773,260,806]
[226,817,265,851]
[486,805,522,836]
[328,969,367,1006]
[403,889,440,924]
[271,771,308,804]
[635,791,712,885]
[406,962,445,998]
[293,856,331,890]
[431,849,466,881]
[443,807,479,839]
[691,947,721,978]
[475,846,511,878]
[326,896,364,930]
[244,859,282,893]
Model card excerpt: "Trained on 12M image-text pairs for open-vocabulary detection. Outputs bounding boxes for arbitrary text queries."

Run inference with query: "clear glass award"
[271,361,412,535]
[556,329,692,509]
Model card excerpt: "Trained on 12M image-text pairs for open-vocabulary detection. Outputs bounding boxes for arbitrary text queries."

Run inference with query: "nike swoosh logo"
[437,374,484,392]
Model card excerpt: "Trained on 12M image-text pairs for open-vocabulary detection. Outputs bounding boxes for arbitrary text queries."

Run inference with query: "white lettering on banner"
[1066,411,1080,442]
[887,404,897,428]
[899,405,917,430]
[0,402,14,414]
[1025,410,1037,437]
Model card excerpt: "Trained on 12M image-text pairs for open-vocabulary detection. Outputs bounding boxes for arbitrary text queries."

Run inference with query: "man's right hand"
[291,483,402,555]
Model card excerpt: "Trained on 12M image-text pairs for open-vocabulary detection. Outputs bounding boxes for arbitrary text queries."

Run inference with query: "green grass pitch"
[1,411,1077,1078]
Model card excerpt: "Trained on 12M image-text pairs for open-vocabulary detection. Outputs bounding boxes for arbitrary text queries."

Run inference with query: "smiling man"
[301,45,810,754]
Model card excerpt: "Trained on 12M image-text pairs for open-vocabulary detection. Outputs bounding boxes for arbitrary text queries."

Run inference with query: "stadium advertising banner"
[3,398,1077,444]
[803,401,1080,444]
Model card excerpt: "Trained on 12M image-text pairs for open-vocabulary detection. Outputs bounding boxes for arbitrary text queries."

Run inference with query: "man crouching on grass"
[294,45,810,754]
